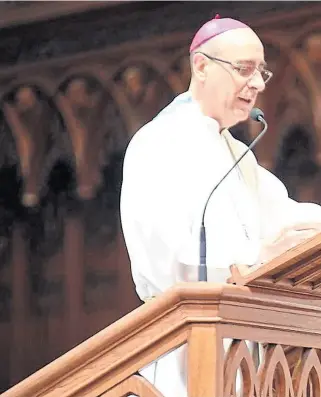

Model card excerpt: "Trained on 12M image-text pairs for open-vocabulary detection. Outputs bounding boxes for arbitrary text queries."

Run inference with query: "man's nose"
[247,70,266,92]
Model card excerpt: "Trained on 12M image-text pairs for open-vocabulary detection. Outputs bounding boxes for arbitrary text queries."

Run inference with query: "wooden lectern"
[3,233,321,397]
[226,231,321,397]
[229,231,321,297]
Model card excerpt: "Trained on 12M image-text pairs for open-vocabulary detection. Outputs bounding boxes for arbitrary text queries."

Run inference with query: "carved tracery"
[223,341,321,397]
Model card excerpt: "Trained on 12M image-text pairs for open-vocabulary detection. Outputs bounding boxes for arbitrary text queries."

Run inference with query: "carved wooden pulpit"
[229,231,321,295]
[3,233,321,397]
[226,232,321,397]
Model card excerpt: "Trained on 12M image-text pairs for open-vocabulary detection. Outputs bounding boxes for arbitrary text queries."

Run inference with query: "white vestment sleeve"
[257,165,321,240]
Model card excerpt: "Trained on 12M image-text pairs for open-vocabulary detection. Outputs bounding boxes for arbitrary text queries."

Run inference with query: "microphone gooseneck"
[198,108,268,282]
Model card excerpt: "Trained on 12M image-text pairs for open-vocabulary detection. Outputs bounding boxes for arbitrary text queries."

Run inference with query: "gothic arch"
[55,66,131,134]
[288,20,321,48]
[55,72,129,200]
[259,32,318,100]
[110,55,177,96]
[1,84,65,207]
[56,66,122,104]
[112,54,171,75]
[111,57,176,135]
[0,77,56,102]
[1,80,72,153]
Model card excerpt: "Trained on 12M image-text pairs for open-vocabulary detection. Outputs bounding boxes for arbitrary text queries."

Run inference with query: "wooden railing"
[3,234,321,396]
[2,276,321,396]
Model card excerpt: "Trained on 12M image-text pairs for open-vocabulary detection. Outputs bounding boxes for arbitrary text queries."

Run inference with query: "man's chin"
[222,107,254,129]
[227,111,250,128]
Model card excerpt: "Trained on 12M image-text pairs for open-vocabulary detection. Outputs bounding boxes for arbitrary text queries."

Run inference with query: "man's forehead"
[213,28,264,49]
[214,30,265,60]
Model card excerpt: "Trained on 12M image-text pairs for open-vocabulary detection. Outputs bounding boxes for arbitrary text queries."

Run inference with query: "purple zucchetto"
[189,14,249,53]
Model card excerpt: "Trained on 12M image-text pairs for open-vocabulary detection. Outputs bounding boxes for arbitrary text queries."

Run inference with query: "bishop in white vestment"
[120,15,321,397]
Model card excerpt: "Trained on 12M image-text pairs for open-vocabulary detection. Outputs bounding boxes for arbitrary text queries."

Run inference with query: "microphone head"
[250,107,265,122]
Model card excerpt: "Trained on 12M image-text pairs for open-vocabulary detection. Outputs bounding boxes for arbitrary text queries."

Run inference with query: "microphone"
[198,108,268,281]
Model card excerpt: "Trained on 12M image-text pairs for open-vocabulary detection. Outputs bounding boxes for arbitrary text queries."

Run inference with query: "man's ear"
[191,53,208,82]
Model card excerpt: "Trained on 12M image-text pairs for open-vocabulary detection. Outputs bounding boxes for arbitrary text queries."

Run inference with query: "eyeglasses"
[195,51,273,84]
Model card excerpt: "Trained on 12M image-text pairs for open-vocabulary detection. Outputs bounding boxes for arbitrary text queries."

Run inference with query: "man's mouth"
[238,97,252,104]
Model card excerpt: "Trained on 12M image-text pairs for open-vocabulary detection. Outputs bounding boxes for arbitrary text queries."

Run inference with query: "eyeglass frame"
[194,51,273,84]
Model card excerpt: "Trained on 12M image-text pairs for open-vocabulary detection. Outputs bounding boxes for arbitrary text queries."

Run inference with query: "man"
[120,16,321,397]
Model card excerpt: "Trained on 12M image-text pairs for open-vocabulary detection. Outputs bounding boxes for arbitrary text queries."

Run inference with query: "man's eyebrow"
[235,59,268,68]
